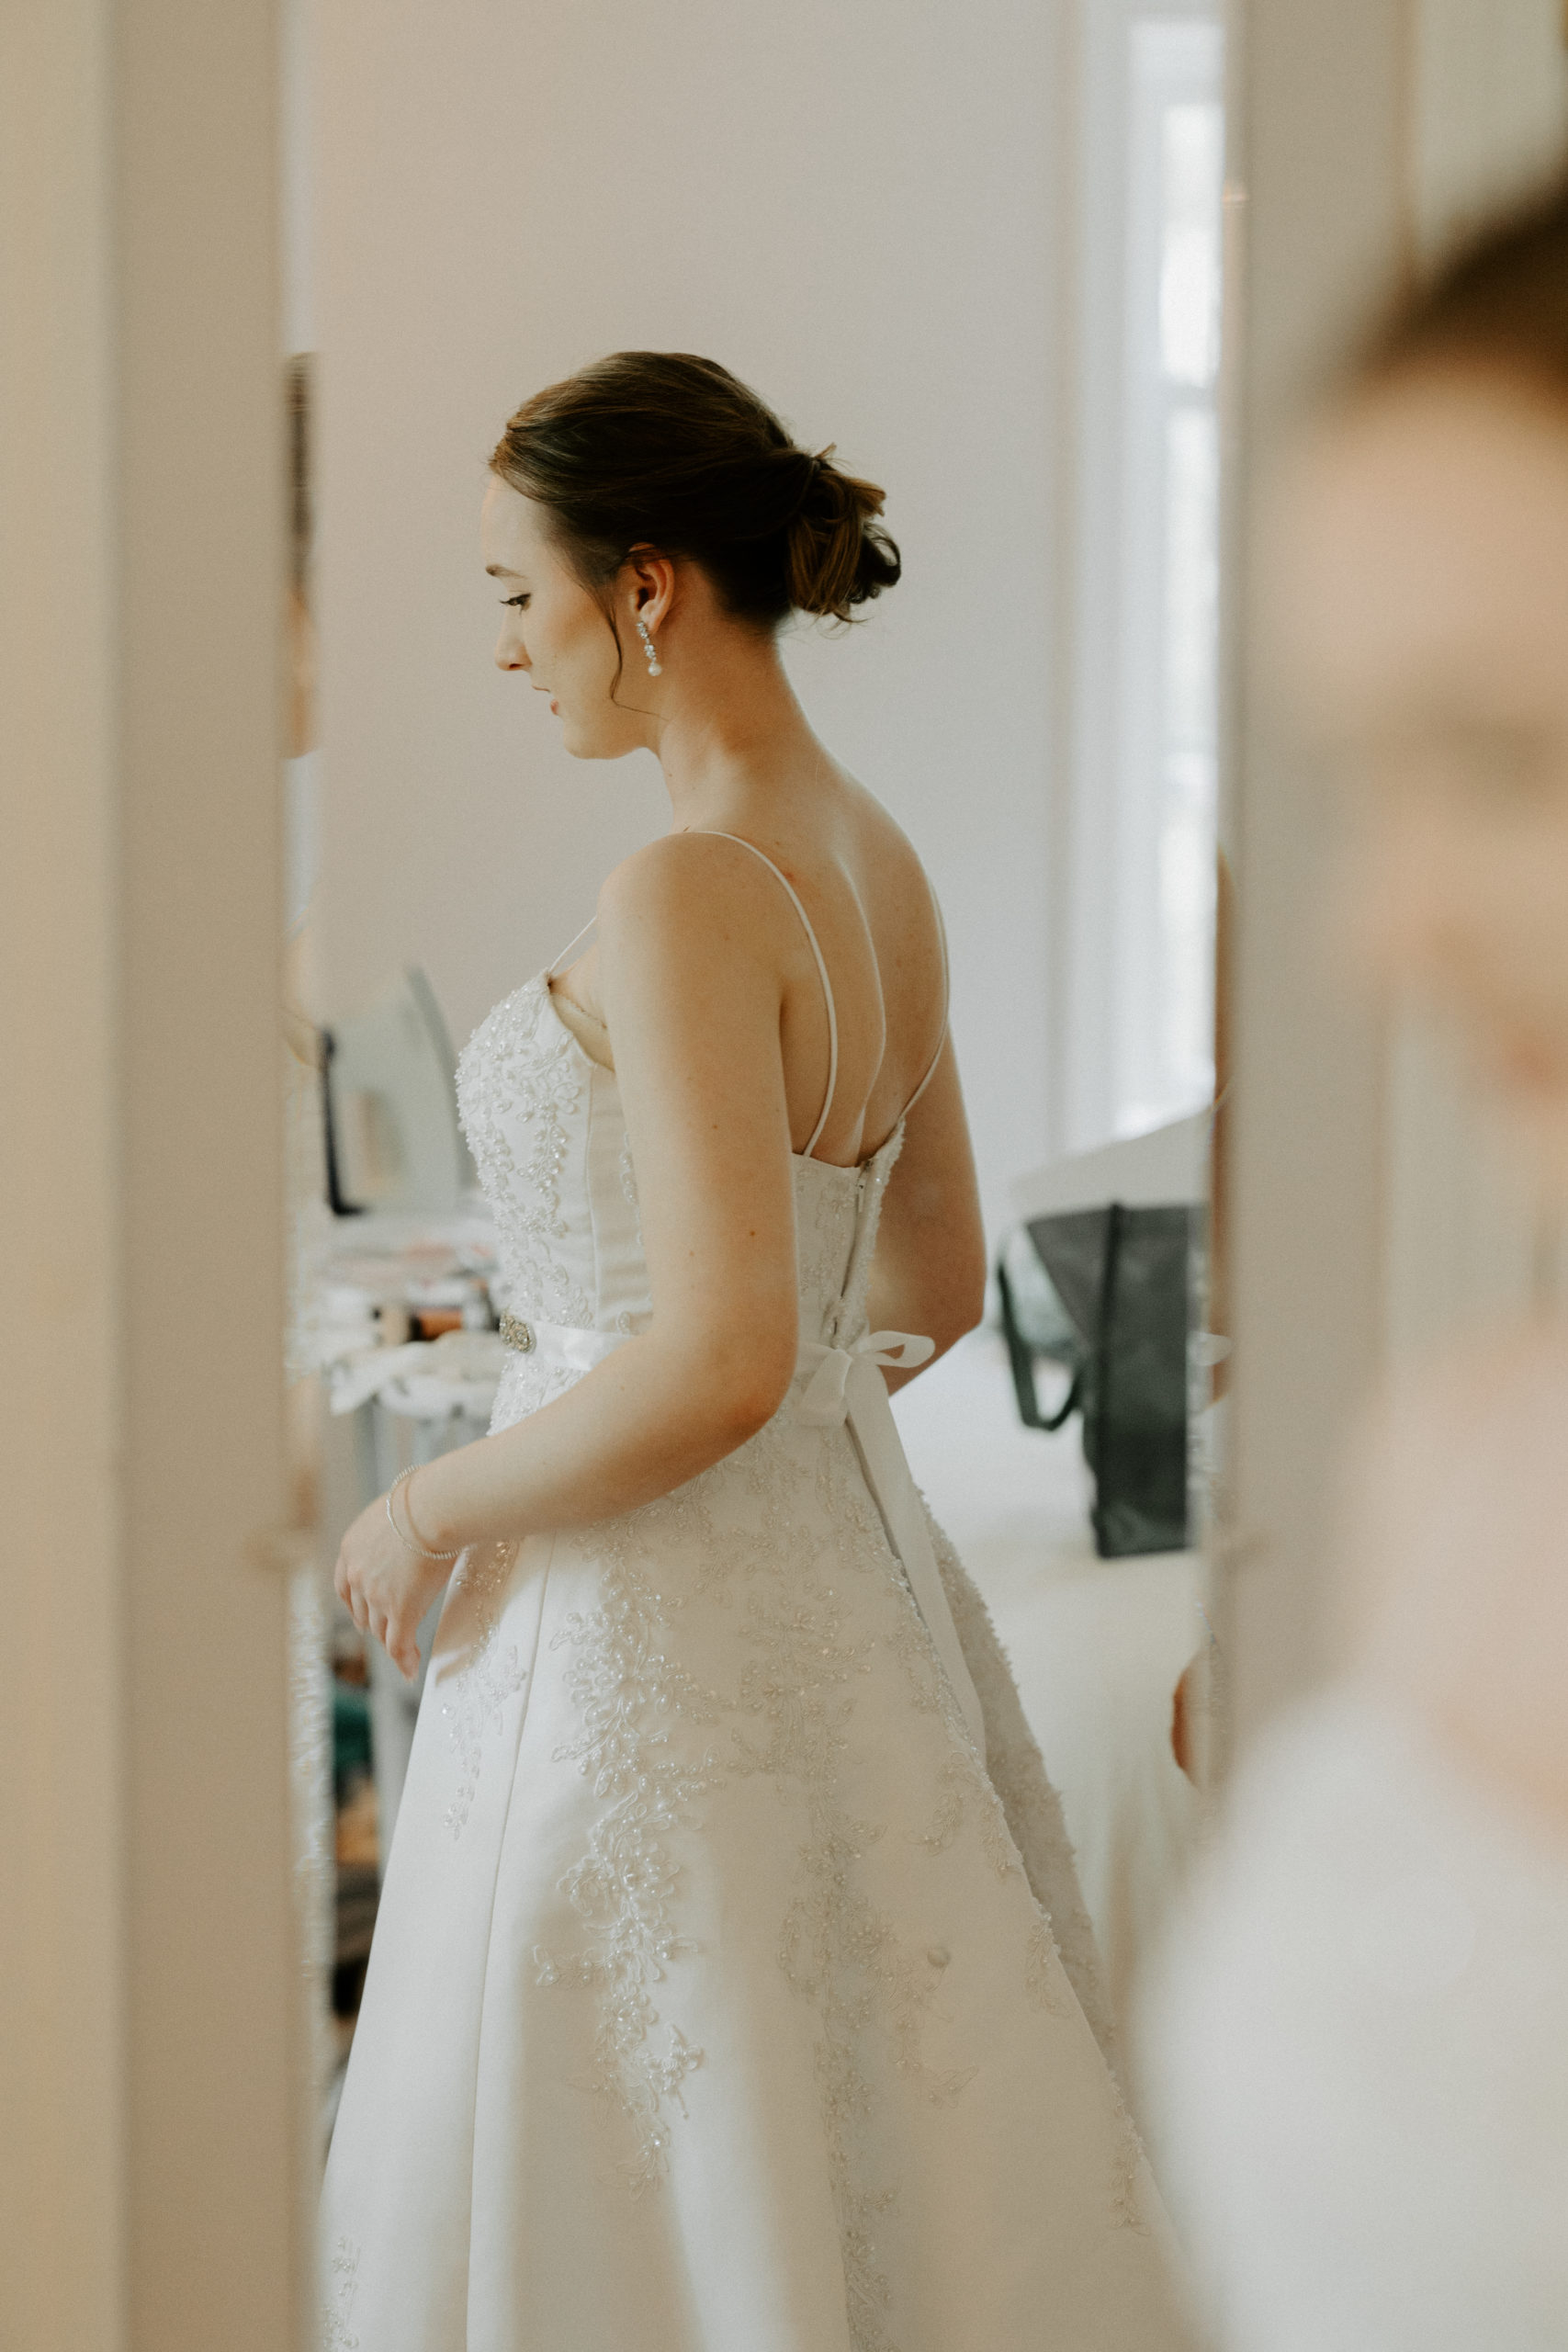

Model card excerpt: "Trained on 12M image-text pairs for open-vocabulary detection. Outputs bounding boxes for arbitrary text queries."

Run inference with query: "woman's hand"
[334,1485,457,1682]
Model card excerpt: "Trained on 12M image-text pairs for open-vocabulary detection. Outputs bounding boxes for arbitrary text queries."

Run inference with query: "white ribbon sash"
[502,1316,987,1761]
[499,1312,626,1375]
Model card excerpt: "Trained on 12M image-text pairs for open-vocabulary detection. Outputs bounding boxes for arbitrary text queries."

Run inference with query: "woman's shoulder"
[837,772,931,885]
[591,832,818,1010]
[595,830,796,933]
[594,795,930,912]
[592,788,941,984]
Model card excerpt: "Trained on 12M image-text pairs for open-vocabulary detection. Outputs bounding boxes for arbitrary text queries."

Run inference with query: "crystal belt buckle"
[500,1310,536,1354]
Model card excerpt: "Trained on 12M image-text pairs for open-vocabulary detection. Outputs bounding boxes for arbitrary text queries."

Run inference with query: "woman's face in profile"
[1272,370,1568,1191]
[481,476,646,761]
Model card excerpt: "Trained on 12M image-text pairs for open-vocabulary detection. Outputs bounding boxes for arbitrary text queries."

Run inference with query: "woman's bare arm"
[335,836,807,1671]
[865,1037,987,1388]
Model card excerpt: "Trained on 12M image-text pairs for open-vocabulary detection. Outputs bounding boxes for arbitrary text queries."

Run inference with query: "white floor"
[892,1331,1207,2055]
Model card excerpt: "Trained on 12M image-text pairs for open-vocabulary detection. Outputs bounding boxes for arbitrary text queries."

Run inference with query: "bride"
[321,351,1191,2350]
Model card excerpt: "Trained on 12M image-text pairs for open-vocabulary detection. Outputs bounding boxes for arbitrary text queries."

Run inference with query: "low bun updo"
[490,352,901,628]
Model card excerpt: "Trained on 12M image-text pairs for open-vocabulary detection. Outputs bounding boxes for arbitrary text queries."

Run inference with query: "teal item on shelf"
[333,1679,373,1797]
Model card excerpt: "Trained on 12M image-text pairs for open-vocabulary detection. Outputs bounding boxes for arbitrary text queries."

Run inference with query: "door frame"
[1,3,302,2345]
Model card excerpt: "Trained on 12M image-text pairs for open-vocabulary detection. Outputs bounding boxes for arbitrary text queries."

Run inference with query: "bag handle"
[995,1257,1084,1433]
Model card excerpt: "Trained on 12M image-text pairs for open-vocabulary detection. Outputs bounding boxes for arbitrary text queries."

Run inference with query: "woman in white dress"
[323,352,1193,2351]
[1144,184,1568,2349]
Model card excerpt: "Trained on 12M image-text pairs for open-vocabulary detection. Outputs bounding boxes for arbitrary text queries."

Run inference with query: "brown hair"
[490,352,901,631]
[1353,173,1568,410]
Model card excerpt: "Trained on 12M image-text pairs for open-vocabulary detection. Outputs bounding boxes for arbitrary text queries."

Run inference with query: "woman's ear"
[625,545,675,631]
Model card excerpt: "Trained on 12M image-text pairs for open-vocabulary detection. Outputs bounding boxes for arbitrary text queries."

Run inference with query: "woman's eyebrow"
[485,563,522,579]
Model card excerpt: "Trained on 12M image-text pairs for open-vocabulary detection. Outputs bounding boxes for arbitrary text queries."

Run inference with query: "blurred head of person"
[1269,179,1568,1196]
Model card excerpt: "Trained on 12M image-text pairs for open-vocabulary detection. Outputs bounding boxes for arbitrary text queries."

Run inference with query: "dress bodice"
[457,972,903,1408]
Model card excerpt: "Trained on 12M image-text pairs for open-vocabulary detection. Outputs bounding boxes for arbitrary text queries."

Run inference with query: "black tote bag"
[997,1203,1201,1559]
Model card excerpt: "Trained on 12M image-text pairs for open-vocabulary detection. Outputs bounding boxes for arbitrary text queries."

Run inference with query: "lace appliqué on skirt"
[440,1539,529,1841]
[321,2235,362,2351]
[739,1427,982,2350]
[534,1485,727,2195]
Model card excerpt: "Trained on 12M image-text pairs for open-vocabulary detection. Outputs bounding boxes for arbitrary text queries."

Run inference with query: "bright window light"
[1113,20,1224,1140]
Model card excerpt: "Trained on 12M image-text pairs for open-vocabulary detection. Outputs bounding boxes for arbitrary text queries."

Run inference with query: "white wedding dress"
[321,841,1192,2351]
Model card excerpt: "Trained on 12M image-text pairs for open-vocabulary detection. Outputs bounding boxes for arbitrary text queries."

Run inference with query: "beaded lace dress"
[320,849,1193,2352]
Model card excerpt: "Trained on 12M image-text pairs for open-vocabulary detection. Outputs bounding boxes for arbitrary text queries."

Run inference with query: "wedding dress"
[321,838,1192,2350]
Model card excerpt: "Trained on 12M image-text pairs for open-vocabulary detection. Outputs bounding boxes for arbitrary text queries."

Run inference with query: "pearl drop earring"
[635,614,662,677]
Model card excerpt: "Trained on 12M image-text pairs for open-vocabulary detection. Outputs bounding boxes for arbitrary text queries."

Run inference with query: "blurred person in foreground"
[1143,180,1568,2349]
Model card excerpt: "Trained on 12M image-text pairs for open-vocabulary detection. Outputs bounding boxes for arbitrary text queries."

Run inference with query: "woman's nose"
[495,626,530,673]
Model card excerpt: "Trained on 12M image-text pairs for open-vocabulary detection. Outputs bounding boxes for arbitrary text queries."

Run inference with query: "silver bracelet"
[385,1466,461,1563]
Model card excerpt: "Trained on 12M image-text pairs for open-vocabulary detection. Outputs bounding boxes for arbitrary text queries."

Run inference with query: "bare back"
[552,766,949,1170]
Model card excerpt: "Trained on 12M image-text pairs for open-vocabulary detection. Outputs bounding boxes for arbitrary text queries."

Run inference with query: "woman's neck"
[652,633,829,834]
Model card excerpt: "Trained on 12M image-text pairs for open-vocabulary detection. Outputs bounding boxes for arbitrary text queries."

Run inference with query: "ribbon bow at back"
[796,1329,936,1426]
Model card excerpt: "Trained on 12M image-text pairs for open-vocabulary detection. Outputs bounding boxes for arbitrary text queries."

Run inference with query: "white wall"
[312,0,1065,1241]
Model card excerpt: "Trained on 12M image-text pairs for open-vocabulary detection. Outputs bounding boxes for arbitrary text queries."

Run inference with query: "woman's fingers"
[381,1602,412,1681]
[340,1547,371,1634]
[334,1516,428,1678]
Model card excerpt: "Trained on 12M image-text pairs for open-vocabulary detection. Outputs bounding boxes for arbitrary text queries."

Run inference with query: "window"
[1057,5,1226,1151]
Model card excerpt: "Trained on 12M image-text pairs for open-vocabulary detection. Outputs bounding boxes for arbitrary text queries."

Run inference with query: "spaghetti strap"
[899,883,949,1122]
[546,914,597,980]
[692,831,840,1159]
